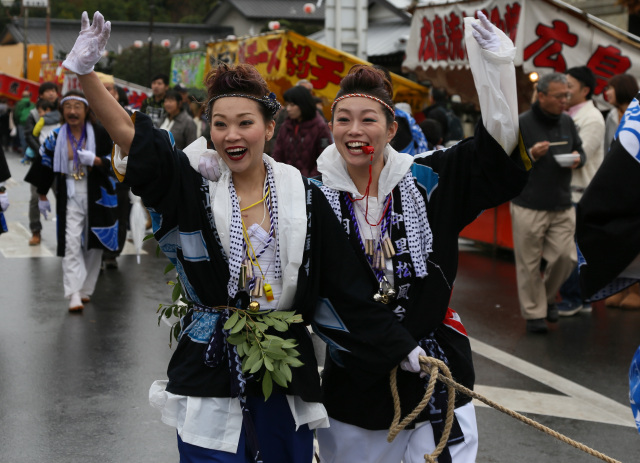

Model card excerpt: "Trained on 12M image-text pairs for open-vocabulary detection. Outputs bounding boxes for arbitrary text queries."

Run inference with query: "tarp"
[171,52,206,89]
[403,0,640,99]
[206,30,429,119]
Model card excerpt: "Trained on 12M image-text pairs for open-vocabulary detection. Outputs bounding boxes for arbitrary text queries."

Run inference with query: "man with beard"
[33,90,118,311]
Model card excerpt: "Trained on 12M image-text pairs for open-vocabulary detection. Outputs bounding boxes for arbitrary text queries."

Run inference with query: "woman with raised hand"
[63,11,420,463]
[314,12,530,463]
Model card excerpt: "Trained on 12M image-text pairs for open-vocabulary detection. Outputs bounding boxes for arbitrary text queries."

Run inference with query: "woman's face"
[209,97,274,176]
[605,85,617,106]
[330,96,397,170]
[285,102,302,121]
[163,98,180,117]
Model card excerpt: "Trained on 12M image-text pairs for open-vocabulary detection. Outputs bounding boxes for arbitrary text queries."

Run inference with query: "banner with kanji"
[170,52,206,89]
[403,0,640,97]
[206,30,429,118]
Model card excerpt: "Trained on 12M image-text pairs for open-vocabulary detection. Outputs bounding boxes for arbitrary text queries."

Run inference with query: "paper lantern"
[268,21,280,31]
[189,41,200,50]
[161,39,171,48]
[304,3,316,14]
[133,40,144,48]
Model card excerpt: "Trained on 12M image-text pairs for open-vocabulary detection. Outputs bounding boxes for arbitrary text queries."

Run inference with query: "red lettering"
[523,21,578,72]
[587,46,632,95]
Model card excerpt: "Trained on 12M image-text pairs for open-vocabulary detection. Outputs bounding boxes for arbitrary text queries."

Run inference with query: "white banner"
[403,0,640,97]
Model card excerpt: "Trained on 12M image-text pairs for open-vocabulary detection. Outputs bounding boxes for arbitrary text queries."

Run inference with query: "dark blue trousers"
[177,393,314,463]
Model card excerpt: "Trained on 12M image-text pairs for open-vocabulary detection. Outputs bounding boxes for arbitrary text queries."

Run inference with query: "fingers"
[471,20,491,41]
[98,21,112,50]
[477,11,492,32]
[81,11,89,31]
[91,11,104,33]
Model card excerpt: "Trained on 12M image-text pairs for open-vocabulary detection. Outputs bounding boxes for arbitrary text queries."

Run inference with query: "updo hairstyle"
[333,64,395,126]
[205,62,274,122]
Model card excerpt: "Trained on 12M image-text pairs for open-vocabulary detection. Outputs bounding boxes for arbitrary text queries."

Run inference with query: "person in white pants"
[35,90,119,312]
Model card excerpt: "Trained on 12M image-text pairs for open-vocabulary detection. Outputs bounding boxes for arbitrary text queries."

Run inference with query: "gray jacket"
[163,110,197,151]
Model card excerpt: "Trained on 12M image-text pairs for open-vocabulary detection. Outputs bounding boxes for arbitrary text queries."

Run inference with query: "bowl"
[553,153,578,167]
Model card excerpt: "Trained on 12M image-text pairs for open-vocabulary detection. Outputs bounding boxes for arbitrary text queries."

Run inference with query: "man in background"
[140,73,169,128]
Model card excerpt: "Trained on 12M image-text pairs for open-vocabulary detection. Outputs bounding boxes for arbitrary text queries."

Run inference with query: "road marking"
[470,337,634,428]
[0,221,147,259]
[0,221,55,257]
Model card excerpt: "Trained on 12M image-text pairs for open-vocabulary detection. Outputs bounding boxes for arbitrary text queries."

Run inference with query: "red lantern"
[268,21,280,31]
[303,3,316,14]
[189,41,200,50]
[161,39,171,48]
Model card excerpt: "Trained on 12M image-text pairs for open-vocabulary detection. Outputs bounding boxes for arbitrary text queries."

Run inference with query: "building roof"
[309,21,411,58]
[207,0,326,22]
[1,18,233,57]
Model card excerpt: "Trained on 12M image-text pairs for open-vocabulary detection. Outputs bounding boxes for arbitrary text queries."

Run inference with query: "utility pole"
[148,1,155,84]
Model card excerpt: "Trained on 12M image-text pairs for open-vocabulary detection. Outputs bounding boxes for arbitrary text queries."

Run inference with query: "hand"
[39,199,51,220]
[62,11,111,75]
[198,154,221,181]
[0,192,8,212]
[471,11,500,53]
[530,141,550,160]
[77,149,96,166]
[400,346,427,377]
[570,151,581,169]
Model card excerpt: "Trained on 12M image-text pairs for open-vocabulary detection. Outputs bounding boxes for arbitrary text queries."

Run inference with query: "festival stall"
[403,0,640,249]
[206,29,430,120]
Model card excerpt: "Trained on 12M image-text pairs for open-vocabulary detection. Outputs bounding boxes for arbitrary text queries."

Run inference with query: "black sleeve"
[0,146,10,182]
[35,130,57,196]
[306,184,417,377]
[414,122,530,231]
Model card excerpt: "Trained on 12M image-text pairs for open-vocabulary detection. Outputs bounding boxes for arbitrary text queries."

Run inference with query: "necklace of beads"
[67,124,87,180]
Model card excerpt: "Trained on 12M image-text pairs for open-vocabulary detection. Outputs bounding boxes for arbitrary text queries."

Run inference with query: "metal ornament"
[251,277,263,297]
[248,301,261,312]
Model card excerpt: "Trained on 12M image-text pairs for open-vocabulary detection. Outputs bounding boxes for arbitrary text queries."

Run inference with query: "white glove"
[471,11,500,53]
[39,199,51,220]
[198,154,221,181]
[62,11,111,75]
[0,192,9,212]
[400,346,427,377]
[77,149,96,166]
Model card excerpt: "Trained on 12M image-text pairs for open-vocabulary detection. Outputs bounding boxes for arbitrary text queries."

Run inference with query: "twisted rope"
[388,355,623,463]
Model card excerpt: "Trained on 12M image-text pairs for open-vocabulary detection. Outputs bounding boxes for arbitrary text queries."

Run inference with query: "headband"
[205,92,281,120]
[60,96,89,106]
[331,93,395,118]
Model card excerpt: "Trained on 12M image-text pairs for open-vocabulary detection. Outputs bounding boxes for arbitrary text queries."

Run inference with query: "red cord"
[347,146,391,226]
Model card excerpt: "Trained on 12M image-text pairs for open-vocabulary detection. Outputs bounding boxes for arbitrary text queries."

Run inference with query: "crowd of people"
[0,6,638,462]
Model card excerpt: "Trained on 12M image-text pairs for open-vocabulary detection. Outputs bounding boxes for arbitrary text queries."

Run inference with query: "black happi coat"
[321,123,530,430]
[34,122,118,257]
[120,112,416,400]
[577,130,640,300]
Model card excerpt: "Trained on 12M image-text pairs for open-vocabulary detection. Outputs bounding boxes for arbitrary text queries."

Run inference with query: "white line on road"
[470,337,634,428]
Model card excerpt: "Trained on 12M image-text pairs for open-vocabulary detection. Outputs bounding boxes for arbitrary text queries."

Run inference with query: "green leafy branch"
[223,309,304,399]
[155,254,305,399]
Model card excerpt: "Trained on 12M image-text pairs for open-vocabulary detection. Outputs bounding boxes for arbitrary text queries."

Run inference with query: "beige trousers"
[510,203,577,320]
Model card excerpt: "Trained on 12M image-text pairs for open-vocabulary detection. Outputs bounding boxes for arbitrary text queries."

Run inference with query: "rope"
[388,355,623,463]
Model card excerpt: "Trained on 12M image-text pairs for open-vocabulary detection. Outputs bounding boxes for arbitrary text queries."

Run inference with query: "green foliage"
[112,44,172,87]
[158,263,305,399]
[224,310,304,399]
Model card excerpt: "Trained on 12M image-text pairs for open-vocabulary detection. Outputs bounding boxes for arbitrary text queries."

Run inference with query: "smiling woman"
[62,11,422,463]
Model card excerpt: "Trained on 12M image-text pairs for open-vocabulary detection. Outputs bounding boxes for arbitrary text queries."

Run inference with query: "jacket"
[271,112,332,178]
[161,110,197,151]
[569,100,605,203]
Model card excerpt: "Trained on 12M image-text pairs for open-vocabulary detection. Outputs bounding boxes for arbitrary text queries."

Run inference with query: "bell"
[373,293,383,302]
[380,294,390,304]
[386,288,397,298]
[248,301,260,312]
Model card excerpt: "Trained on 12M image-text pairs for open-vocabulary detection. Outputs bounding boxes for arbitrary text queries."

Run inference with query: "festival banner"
[403,0,640,97]
[170,52,206,89]
[207,30,429,118]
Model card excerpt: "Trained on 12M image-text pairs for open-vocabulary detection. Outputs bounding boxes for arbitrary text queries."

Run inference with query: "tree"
[112,45,172,87]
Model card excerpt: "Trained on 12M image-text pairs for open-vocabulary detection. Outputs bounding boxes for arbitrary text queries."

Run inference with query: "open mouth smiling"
[226,146,248,159]
[346,141,370,154]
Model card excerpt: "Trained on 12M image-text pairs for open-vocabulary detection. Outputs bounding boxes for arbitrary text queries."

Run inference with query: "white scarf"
[316,143,433,277]
[53,122,96,199]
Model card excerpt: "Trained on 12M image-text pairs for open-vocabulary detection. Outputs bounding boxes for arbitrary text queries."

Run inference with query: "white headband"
[60,96,89,106]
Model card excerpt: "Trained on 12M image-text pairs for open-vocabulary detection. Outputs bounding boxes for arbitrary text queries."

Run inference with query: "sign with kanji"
[403,0,640,97]
[207,30,429,118]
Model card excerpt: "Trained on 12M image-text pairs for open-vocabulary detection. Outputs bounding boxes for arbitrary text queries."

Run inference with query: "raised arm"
[63,11,134,154]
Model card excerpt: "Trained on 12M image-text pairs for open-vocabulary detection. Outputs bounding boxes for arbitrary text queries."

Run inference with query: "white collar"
[316,143,414,201]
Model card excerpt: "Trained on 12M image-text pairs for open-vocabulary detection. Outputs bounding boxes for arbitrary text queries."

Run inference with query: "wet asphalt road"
[1,150,639,462]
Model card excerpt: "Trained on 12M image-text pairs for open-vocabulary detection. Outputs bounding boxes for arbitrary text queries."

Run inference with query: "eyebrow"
[335,107,379,115]
[212,112,256,118]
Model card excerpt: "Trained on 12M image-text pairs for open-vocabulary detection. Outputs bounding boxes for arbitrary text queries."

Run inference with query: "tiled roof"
[1,18,233,56]
[216,0,325,20]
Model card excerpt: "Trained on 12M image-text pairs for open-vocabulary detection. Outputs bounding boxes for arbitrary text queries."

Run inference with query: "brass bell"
[380,294,390,304]
[248,301,260,312]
